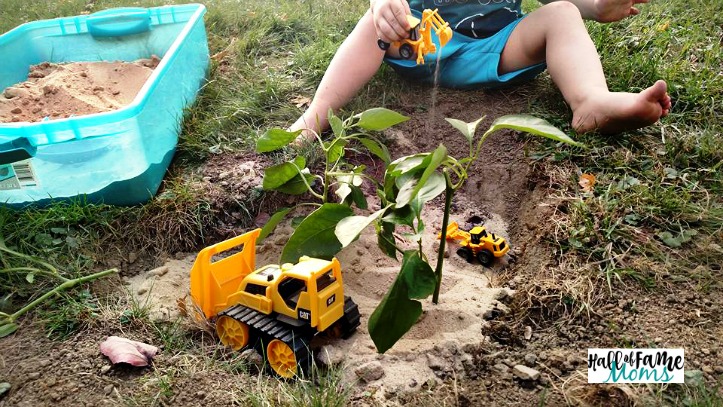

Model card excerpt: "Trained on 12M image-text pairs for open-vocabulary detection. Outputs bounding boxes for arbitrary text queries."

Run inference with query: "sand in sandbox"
[0,56,160,123]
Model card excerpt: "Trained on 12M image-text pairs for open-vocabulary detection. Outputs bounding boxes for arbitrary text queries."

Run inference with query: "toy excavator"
[189,229,360,378]
[439,221,510,267]
[377,8,453,65]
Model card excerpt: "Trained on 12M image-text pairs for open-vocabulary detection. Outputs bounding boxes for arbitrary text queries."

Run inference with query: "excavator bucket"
[421,8,453,49]
[190,228,261,320]
[437,25,453,48]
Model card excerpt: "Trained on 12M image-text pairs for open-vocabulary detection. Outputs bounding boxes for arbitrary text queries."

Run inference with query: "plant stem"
[433,170,455,304]
[0,267,70,283]
[7,268,117,322]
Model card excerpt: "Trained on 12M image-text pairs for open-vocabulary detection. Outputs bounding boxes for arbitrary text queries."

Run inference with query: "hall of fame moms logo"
[588,349,685,383]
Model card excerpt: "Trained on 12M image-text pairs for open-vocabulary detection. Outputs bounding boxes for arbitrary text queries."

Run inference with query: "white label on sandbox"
[0,160,38,190]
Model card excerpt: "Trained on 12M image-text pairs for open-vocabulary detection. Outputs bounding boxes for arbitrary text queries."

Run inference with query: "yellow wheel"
[266,339,298,378]
[216,316,249,351]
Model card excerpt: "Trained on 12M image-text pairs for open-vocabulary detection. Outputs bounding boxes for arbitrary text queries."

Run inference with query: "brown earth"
[1,80,721,406]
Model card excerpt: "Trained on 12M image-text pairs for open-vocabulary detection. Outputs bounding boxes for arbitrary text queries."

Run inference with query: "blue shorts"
[384,15,547,89]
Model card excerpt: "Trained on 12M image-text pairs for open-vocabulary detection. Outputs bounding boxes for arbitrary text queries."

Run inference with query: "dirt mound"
[122,87,538,397]
[0,57,160,123]
[126,191,516,398]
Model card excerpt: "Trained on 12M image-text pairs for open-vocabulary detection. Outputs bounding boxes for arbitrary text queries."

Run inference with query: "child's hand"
[370,0,412,43]
[593,0,648,23]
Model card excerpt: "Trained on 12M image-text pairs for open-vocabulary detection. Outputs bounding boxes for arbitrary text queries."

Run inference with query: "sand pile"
[126,195,515,397]
[0,56,160,123]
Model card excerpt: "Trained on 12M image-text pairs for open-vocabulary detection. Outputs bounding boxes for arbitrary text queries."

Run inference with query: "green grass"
[521,0,723,293]
[239,363,352,407]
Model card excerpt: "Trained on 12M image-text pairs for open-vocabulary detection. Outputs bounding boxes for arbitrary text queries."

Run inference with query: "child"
[289,0,671,137]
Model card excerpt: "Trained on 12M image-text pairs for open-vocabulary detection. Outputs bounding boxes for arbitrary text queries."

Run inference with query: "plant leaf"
[407,144,447,206]
[280,204,354,263]
[0,322,18,338]
[414,171,446,204]
[256,128,301,153]
[377,221,397,260]
[0,382,10,397]
[336,183,352,202]
[335,172,363,204]
[486,114,583,147]
[400,251,436,299]
[445,116,485,146]
[657,231,681,247]
[349,185,368,210]
[355,108,409,131]
[394,175,419,209]
[382,206,415,228]
[387,154,429,177]
[357,137,391,163]
[25,273,34,284]
[368,251,436,353]
[258,207,292,243]
[617,176,641,190]
[326,139,347,164]
[329,113,344,138]
[335,208,387,248]
[275,171,315,195]
[262,156,306,190]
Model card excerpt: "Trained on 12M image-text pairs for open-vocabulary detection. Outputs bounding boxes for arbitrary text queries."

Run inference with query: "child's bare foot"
[572,80,672,134]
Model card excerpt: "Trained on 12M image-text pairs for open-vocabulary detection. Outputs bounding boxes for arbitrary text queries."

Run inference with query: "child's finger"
[382,7,411,38]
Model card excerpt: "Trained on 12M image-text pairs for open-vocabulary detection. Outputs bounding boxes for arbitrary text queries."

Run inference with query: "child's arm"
[539,0,648,23]
[370,0,412,43]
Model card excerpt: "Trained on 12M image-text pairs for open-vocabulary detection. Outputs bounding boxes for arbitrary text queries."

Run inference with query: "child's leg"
[289,10,386,137]
[499,2,671,134]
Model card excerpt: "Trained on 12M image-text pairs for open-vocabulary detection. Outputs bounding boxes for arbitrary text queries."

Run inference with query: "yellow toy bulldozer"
[377,8,453,65]
[189,229,360,378]
[439,221,510,267]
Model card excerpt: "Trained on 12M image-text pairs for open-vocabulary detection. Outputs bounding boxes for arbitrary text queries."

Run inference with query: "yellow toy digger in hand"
[377,8,453,65]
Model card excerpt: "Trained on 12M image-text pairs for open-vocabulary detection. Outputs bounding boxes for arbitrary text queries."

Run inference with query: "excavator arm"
[415,9,453,64]
[377,8,453,65]
[437,221,470,243]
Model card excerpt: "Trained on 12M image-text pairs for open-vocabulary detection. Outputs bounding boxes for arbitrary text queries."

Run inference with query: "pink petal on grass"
[100,336,158,367]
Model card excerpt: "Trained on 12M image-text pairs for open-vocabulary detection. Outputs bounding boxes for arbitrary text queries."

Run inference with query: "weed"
[151,319,195,354]
[39,288,100,339]
[115,288,152,329]
[661,382,723,407]
[239,363,351,407]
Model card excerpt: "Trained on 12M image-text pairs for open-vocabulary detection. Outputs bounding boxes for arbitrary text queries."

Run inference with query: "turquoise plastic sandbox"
[0,4,209,206]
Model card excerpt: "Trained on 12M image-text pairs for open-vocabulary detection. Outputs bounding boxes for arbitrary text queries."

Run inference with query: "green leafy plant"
[257,108,581,352]
[255,107,407,263]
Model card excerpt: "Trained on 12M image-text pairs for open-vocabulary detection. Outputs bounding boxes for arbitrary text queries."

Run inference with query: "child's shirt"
[408,0,523,39]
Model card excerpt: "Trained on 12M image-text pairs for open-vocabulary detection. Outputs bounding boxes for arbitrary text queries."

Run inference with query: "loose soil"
[1,81,721,406]
[0,57,160,123]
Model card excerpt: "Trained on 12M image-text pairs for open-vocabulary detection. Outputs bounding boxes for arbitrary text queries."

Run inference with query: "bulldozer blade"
[190,228,261,320]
